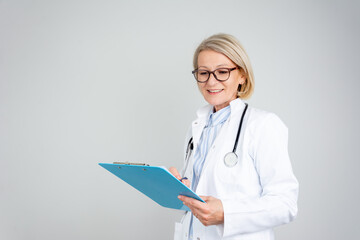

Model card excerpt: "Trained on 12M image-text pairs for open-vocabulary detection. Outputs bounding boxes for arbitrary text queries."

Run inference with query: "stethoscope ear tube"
[232,103,248,153]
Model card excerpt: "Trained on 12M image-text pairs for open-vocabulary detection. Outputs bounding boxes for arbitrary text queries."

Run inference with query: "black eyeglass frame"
[192,67,238,83]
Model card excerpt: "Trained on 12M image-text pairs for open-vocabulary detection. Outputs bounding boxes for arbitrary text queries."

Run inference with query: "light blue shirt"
[192,105,231,191]
[189,105,231,239]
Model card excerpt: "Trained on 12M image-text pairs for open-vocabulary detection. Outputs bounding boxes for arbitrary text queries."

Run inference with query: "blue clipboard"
[99,163,205,211]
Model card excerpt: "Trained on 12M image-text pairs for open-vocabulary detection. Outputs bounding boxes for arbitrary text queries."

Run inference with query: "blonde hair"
[193,33,254,99]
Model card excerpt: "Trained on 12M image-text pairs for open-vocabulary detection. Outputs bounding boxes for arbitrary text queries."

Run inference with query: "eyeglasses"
[192,67,238,83]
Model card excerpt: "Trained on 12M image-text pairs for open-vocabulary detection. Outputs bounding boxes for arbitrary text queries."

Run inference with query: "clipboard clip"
[113,161,150,166]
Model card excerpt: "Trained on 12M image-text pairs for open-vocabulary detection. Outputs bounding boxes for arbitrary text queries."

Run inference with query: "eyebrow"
[216,64,230,67]
[198,64,231,69]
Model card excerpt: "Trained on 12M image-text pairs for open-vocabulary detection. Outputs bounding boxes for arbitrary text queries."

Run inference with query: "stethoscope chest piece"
[224,152,238,167]
[223,103,248,168]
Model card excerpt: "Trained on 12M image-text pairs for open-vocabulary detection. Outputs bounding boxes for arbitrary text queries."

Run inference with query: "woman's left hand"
[178,195,224,226]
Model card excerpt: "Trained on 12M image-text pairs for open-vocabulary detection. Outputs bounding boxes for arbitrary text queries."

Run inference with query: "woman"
[170,33,298,240]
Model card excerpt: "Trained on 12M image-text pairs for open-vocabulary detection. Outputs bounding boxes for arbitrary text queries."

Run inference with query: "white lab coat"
[174,99,298,240]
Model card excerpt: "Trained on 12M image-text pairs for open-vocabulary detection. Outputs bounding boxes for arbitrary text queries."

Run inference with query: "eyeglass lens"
[195,68,232,82]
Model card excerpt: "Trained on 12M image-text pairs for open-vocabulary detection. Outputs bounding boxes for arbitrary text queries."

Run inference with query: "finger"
[179,195,207,212]
[178,196,197,213]
[199,195,212,202]
[178,195,192,202]
[181,202,199,219]
[169,167,181,179]
[178,195,198,207]
[182,179,190,188]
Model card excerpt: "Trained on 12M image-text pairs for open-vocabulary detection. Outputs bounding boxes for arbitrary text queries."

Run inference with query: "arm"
[180,113,298,237]
[221,113,298,236]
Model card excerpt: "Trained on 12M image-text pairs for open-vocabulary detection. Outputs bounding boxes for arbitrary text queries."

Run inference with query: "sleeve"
[221,113,299,237]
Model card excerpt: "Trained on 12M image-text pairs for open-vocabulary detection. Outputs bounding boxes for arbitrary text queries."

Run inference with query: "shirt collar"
[196,98,246,122]
[206,105,231,127]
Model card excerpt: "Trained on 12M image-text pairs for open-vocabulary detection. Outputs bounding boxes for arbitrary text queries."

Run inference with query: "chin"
[205,98,226,107]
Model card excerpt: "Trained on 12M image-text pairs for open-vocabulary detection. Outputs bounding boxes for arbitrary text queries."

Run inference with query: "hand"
[178,195,224,226]
[169,167,190,187]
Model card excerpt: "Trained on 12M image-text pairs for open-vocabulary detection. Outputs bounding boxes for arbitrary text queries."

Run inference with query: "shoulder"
[247,107,288,135]
[246,107,289,160]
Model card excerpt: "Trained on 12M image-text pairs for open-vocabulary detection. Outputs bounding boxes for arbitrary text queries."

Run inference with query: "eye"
[198,70,209,76]
[216,69,229,75]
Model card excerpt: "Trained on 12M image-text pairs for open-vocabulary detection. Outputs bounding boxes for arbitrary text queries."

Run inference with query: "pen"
[180,177,188,182]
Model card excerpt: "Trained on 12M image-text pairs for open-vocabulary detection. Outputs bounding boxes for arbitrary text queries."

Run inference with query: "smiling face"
[197,50,246,112]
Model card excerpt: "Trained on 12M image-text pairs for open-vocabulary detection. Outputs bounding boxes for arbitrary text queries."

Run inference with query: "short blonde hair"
[193,33,254,99]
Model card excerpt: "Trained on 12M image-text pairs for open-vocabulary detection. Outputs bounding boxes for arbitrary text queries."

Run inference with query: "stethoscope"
[185,103,248,169]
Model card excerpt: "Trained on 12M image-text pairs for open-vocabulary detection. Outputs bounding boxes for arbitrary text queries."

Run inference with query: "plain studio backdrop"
[1,0,359,239]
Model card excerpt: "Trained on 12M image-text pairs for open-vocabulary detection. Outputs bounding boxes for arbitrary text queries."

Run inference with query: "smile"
[207,89,223,94]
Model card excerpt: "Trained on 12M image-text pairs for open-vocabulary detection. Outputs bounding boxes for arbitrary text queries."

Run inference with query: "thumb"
[169,167,181,179]
[182,179,191,188]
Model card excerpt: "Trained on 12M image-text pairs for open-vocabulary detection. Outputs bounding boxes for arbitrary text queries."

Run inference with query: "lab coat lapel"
[196,99,246,189]
[198,118,231,181]
[191,104,212,152]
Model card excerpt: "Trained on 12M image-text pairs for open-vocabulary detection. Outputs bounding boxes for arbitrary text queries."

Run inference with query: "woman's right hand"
[169,167,190,188]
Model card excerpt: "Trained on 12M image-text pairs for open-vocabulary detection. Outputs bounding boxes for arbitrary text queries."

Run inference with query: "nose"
[206,72,218,85]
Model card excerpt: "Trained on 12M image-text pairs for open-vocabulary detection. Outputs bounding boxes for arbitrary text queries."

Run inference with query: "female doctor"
[169,33,298,240]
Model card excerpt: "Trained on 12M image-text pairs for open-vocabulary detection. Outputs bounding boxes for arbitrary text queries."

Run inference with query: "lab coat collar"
[195,104,213,123]
[196,98,246,122]
[229,98,246,118]
[192,98,246,149]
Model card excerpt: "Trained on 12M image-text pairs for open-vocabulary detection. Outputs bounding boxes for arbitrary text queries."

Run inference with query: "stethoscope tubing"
[232,103,248,153]
[185,103,248,163]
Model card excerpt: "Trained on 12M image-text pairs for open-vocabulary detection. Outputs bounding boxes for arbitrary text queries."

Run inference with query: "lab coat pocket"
[215,149,256,193]
[215,155,243,186]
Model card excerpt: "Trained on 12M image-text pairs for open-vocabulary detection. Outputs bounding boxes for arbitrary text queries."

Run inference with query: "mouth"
[207,89,223,95]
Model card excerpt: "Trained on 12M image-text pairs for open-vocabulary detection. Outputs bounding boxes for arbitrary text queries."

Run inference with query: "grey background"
[1,0,359,239]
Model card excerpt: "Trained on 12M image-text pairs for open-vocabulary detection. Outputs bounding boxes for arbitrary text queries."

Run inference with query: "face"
[196,50,245,112]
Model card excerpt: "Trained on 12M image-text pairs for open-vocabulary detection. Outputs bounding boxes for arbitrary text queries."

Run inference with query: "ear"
[238,68,246,85]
